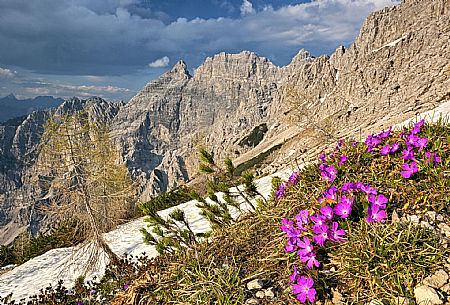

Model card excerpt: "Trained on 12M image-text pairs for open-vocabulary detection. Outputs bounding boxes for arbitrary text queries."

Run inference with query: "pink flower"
[292,276,316,303]
[368,194,388,209]
[330,222,346,242]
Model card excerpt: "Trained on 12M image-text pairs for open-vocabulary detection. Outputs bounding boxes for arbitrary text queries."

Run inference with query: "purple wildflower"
[380,144,391,156]
[361,184,377,195]
[435,153,441,163]
[311,214,327,229]
[280,218,294,233]
[334,202,352,219]
[368,194,388,209]
[366,205,387,224]
[365,134,382,152]
[410,119,425,134]
[295,209,310,229]
[390,142,400,153]
[124,283,129,290]
[301,252,321,269]
[320,206,333,220]
[89,289,95,295]
[285,240,297,252]
[320,164,337,183]
[338,155,348,166]
[330,222,346,242]
[402,148,415,161]
[289,171,300,185]
[312,224,330,246]
[377,128,392,139]
[352,141,359,147]
[276,182,287,199]
[401,162,418,179]
[77,302,83,305]
[416,137,428,151]
[406,134,420,147]
[341,182,356,193]
[290,265,300,282]
[323,186,338,201]
[292,276,316,303]
[297,237,314,257]
[355,181,364,190]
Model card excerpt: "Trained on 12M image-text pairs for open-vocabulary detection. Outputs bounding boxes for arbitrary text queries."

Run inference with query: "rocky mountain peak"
[169,60,191,80]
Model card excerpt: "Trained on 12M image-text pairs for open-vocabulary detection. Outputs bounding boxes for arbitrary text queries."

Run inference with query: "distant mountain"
[0,94,64,123]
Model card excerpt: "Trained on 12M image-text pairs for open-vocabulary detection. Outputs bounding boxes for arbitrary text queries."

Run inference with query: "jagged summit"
[169,60,191,79]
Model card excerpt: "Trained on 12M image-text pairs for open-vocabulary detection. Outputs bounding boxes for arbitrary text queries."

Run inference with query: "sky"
[0,0,399,101]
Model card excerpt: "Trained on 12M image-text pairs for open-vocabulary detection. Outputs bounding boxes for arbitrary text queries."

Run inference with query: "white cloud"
[148,56,170,68]
[0,67,17,78]
[240,0,255,16]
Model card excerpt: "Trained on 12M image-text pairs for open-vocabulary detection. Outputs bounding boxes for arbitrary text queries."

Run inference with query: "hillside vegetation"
[2,118,448,305]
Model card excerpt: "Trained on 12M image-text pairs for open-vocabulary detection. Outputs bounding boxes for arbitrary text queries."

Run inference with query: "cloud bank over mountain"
[0,0,399,99]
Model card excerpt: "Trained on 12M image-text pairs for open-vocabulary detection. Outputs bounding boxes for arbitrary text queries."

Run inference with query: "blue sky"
[0,0,399,101]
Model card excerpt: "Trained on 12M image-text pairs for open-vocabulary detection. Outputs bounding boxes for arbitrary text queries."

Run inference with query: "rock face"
[0,98,121,244]
[0,0,449,244]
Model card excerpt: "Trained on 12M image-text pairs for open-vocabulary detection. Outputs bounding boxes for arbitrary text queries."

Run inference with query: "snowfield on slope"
[0,169,291,300]
[1,100,449,300]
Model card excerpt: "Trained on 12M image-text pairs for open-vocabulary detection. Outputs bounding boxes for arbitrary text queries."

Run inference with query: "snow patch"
[372,33,409,52]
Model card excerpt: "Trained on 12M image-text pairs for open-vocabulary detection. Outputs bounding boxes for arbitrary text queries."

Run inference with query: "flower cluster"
[278,119,444,303]
[276,171,301,199]
[363,120,440,179]
[280,181,389,303]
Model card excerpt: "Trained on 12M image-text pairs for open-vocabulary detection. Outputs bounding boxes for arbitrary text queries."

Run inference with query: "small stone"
[247,279,264,290]
[407,214,421,225]
[436,214,444,222]
[414,285,443,305]
[392,210,400,223]
[438,223,450,237]
[423,270,449,289]
[245,298,259,305]
[264,287,275,298]
[256,291,265,299]
[426,211,437,222]
[367,300,383,305]
[421,221,433,230]
[441,283,450,293]
[332,288,344,304]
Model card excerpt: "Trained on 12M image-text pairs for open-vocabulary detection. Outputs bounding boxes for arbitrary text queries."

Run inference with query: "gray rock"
[426,211,437,223]
[407,215,421,225]
[414,285,443,305]
[332,288,344,304]
[255,291,265,299]
[392,210,400,223]
[423,270,449,289]
[264,287,275,298]
[438,223,450,238]
[441,283,450,293]
[247,279,264,290]
[245,298,259,305]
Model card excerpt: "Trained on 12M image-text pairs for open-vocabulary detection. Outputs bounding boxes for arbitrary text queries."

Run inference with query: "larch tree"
[38,110,135,268]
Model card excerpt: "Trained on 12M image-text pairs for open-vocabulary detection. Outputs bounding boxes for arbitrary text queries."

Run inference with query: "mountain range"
[0,94,64,123]
[0,0,449,245]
